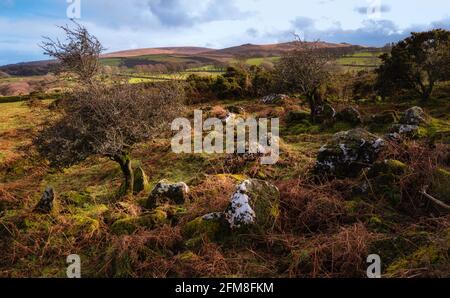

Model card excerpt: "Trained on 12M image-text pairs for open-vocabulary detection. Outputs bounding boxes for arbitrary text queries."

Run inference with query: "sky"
[0,0,450,65]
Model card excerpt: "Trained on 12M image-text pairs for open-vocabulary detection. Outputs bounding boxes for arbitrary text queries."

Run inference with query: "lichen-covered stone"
[430,168,450,204]
[133,166,150,195]
[390,124,420,139]
[34,187,55,214]
[260,94,288,104]
[225,179,280,229]
[315,128,385,177]
[401,106,429,125]
[336,106,362,125]
[110,209,168,235]
[146,180,189,209]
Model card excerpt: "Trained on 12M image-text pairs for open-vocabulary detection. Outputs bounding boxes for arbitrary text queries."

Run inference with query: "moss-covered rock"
[430,168,450,204]
[146,180,189,209]
[336,106,362,125]
[315,129,385,178]
[182,213,228,240]
[133,166,150,195]
[110,209,168,235]
[365,160,409,205]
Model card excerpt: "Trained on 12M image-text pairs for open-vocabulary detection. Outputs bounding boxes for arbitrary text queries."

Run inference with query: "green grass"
[245,56,280,66]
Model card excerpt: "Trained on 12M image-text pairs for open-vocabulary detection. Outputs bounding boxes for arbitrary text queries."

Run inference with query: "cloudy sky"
[1,0,450,65]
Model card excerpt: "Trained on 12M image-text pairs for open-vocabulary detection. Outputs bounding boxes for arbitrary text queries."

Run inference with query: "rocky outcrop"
[315,128,385,177]
[146,180,189,209]
[34,187,55,214]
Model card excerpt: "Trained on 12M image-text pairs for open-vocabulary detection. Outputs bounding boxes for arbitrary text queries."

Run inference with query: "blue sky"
[1,0,450,65]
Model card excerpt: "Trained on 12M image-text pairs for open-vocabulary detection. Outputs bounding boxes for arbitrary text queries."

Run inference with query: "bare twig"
[421,187,450,211]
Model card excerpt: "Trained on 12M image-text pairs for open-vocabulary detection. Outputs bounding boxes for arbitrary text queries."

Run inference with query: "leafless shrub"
[34,82,185,195]
[40,21,104,84]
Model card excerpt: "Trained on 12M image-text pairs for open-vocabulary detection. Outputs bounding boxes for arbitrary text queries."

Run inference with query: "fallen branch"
[420,188,450,211]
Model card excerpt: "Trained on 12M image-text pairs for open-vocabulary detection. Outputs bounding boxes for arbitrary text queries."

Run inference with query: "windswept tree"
[34,82,185,195]
[376,29,450,100]
[275,38,332,122]
[40,22,104,84]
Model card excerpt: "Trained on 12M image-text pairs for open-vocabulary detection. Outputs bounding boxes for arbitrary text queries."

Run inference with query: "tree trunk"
[114,154,134,196]
[421,82,434,101]
[308,89,323,123]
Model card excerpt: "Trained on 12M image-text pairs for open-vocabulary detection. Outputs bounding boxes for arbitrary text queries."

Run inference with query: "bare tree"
[34,82,185,195]
[275,37,332,122]
[40,21,104,84]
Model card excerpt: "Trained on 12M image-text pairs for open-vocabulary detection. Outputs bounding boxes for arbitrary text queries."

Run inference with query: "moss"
[367,216,390,233]
[177,251,200,262]
[324,121,354,133]
[283,120,321,135]
[110,209,168,235]
[69,215,100,236]
[369,231,431,270]
[286,110,310,123]
[215,173,248,183]
[366,160,408,205]
[386,244,448,277]
[430,168,450,204]
[60,191,92,207]
[182,216,226,240]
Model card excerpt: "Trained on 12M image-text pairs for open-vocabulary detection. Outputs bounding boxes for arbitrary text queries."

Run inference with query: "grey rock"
[146,180,189,209]
[34,187,55,214]
[315,128,385,177]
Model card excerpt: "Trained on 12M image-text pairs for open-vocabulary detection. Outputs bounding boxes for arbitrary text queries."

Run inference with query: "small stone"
[34,187,55,214]
[260,94,288,104]
[146,180,189,209]
[316,104,336,123]
[133,166,149,195]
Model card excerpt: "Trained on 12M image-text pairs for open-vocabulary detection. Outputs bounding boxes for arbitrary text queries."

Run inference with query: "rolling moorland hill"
[0,41,362,76]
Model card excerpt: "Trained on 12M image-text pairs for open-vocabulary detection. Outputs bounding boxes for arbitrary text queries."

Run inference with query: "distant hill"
[0,41,360,76]
[102,47,214,58]
[207,41,354,58]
